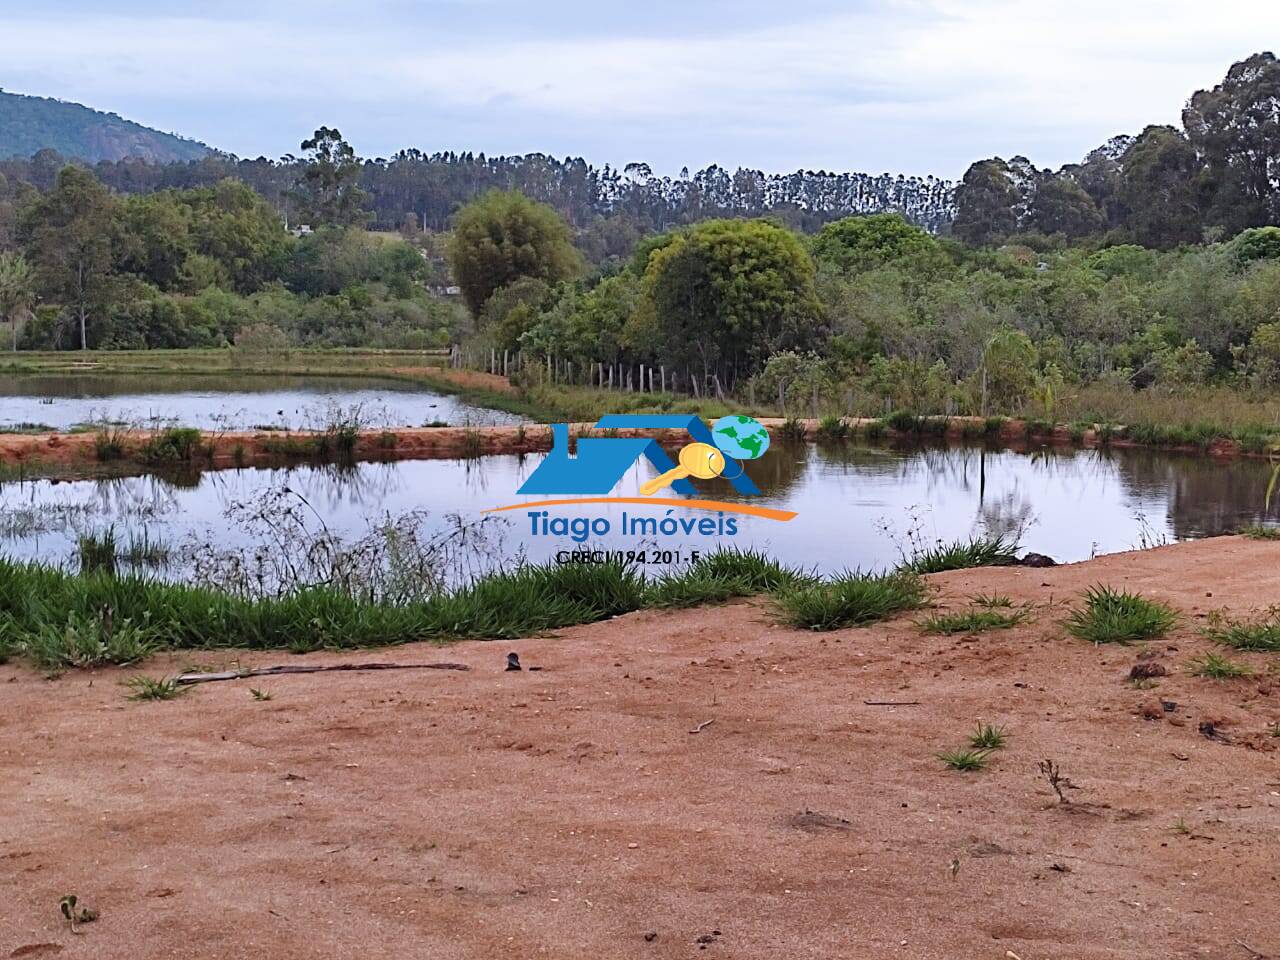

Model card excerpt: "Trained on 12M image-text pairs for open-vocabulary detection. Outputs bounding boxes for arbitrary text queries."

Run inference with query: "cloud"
[0,0,1275,176]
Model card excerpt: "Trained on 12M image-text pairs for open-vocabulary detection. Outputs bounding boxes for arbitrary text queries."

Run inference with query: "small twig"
[689,719,715,734]
[1234,937,1268,959]
[175,661,470,686]
[863,700,921,706]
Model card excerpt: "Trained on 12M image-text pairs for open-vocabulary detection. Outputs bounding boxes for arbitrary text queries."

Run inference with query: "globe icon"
[711,415,771,460]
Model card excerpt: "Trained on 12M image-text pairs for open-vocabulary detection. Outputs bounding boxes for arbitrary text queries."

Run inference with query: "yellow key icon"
[640,442,726,495]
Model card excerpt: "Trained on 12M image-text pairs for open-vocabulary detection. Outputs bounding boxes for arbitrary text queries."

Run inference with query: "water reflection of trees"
[1110,449,1279,538]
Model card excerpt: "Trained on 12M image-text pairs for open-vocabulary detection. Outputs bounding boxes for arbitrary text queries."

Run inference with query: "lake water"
[1,440,1275,590]
[0,373,523,430]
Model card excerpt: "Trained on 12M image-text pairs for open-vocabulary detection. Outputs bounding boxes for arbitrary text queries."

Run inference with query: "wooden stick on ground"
[175,661,471,686]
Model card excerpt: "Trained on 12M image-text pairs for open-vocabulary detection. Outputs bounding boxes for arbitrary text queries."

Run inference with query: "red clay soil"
[4,537,1280,957]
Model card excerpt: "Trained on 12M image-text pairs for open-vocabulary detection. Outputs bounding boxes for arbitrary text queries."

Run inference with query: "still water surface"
[0,373,522,430]
[1,441,1274,586]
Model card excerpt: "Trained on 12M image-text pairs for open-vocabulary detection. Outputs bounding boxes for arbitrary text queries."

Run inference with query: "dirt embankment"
[0,415,1263,481]
[3,536,1280,959]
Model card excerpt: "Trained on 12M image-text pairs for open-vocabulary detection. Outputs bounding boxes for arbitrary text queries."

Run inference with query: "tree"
[447,191,582,316]
[952,159,1021,246]
[810,213,941,272]
[20,165,118,349]
[292,127,370,228]
[1115,126,1202,248]
[642,219,821,388]
[1184,53,1280,232]
[0,251,35,350]
[1026,178,1104,239]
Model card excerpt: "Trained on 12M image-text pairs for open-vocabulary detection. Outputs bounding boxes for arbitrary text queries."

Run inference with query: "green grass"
[124,675,186,701]
[646,549,812,608]
[1240,525,1280,541]
[77,529,118,575]
[1063,585,1178,644]
[780,418,806,441]
[919,607,1028,634]
[1188,652,1254,679]
[971,592,1013,607]
[902,535,1019,574]
[936,748,990,772]
[141,427,204,463]
[1203,610,1280,651]
[815,416,851,442]
[94,425,127,462]
[967,722,1007,750]
[249,687,273,701]
[774,571,926,631]
[22,610,159,670]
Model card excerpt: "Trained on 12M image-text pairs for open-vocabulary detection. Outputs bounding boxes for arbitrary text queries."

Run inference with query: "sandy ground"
[3,536,1280,959]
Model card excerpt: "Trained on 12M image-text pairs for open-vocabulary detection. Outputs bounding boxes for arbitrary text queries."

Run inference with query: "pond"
[1,439,1275,592]
[0,372,523,431]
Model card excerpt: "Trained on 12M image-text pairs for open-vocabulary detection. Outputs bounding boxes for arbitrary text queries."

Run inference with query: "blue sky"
[0,0,1275,178]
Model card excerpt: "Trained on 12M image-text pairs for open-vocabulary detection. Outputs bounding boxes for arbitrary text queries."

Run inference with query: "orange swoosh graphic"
[484,497,797,522]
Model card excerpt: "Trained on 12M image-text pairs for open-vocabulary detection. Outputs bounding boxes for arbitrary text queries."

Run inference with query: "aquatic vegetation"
[141,426,204,463]
[94,424,128,461]
[1063,585,1178,644]
[815,415,851,442]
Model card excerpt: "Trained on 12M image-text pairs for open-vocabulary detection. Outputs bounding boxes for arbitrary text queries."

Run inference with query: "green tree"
[0,251,35,350]
[292,127,370,228]
[20,165,118,349]
[1184,53,1280,232]
[810,213,940,272]
[643,218,821,388]
[1026,178,1105,239]
[447,191,582,316]
[952,159,1021,247]
[1115,126,1202,248]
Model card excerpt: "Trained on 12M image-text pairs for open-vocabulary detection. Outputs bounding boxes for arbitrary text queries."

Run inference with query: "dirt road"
[3,536,1279,958]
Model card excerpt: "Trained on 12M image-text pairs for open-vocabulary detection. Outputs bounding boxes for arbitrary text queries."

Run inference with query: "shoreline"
[0,415,1272,482]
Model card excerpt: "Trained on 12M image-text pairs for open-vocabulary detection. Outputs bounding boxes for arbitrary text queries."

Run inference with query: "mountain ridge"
[0,88,212,164]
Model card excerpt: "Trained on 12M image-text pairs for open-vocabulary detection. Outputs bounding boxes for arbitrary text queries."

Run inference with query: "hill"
[0,89,212,164]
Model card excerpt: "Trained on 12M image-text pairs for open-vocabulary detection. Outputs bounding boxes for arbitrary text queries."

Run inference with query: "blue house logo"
[518,415,763,496]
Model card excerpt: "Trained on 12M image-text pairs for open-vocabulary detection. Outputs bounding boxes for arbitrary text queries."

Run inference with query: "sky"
[0,0,1277,179]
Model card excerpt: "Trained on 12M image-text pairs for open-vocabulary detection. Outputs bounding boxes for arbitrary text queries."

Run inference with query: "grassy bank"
[0,540,1025,670]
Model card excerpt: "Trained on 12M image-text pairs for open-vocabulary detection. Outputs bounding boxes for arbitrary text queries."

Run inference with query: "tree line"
[954,53,1280,250]
[0,131,460,351]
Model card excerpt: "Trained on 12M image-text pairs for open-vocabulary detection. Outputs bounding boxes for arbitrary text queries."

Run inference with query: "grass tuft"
[1203,609,1280,652]
[774,571,926,631]
[124,675,185,701]
[968,722,1007,750]
[902,535,1019,574]
[1240,525,1280,541]
[1063,585,1177,644]
[1188,652,1254,679]
[920,607,1028,634]
[937,748,990,772]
